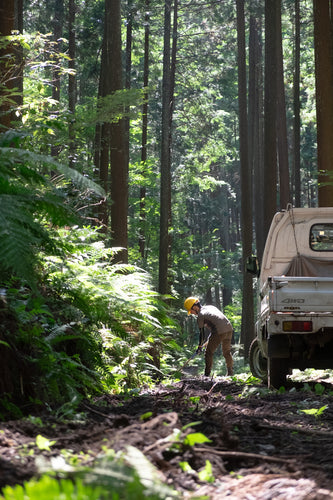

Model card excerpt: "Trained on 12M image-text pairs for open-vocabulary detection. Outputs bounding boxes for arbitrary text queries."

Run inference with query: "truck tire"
[268,357,289,389]
[249,338,268,382]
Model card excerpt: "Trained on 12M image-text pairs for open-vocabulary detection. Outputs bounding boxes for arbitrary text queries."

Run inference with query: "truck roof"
[260,207,333,285]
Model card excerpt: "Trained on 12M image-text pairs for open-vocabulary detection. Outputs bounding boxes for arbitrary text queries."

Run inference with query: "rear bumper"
[267,312,333,334]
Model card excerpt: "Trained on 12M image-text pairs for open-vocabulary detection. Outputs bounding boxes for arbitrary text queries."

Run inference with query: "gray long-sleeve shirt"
[197,305,232,336]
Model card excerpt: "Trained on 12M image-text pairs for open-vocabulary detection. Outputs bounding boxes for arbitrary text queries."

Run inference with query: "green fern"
[0,130,104,286]
[0,447,178,499]
[1,475,105,500]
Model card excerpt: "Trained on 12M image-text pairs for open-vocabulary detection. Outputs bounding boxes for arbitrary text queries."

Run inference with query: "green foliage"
[183,433,212,446]
[198,460,215,483]
[179,461,194,473]
[1,476,104,500]
[35,435,56,451]
[42,226,176,389]
[0,130,103,287]
[21,446,178,500]
[54,446,177,500]
[314,383,326,395]
[300,405,328,419]
[0,281,105,418]
[0,210,183,418]
[95,89,145,124]
[179,459,215,483]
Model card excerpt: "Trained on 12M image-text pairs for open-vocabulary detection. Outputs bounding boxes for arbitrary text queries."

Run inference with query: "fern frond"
[0,130,105,285]
[0,194,57,283]
[1,146,104,195]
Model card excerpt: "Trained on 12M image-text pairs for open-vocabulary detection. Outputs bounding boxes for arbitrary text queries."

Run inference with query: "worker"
[184,297,233,377]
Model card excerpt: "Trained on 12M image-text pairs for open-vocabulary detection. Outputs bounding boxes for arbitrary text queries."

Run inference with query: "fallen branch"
[193,447,297,465]
[258,422,333,438]
[205,381,219,396]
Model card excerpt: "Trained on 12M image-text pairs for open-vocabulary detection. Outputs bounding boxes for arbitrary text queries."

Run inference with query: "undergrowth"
[0,225,179,419]
[0,446,178,500]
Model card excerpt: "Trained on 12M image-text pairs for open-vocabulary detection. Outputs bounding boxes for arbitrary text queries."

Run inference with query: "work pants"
[205,330,233,376]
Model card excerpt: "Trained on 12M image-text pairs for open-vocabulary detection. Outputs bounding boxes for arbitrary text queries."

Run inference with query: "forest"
[1,0,333,498]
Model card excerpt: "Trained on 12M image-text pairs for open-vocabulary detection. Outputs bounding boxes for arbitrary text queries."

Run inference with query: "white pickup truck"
[248,206,333,388]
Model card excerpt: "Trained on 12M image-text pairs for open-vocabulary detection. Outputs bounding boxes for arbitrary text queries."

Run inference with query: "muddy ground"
[1,373,333,499]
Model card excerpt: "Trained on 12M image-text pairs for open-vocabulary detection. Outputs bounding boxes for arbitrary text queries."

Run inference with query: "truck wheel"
[268,357,289,389]
[249,338,267,382]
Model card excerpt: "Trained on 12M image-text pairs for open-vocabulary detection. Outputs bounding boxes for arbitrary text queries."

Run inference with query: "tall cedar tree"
[276,1,290,209]
[125,0,132,187]
[139,0,150,260]
[236,0,254,357]
[97,4,111,229]
[109,0,128,261]
[0,0,15,128]
[51,0,64,159]
[249,15,264,261]
[14,0,23,111]
[293,0,301,206]
[263,0,278,244]
[159,0,172,295]
[68,0,76,168]
[97,0,128,261]
[313,0,333,206]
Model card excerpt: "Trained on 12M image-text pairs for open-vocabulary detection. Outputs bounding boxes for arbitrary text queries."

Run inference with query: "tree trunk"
[158,0,172,295]
[293,0,301,207]
[68,0,76,168]
[51,0,64,158]
[96,0,128,259]
[313,0,333,206]
[97,14,110,229]
[0,0,15,128]
[263,0,278,240]
[139,0,150,260]
[276,1,290,210]
[109,0,128,262]
[13,0,23,112]
[52,0,63,104]
[124,0,132,187]
[237,0,254,358]
[249,15,265,261]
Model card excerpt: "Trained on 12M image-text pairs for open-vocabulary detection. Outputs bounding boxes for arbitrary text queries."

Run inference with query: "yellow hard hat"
[184,297,199,315]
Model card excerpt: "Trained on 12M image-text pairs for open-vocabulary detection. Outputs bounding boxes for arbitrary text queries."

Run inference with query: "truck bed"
[266,276,333,313]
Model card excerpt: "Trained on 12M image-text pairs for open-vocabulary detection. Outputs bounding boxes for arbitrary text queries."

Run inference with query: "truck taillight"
[283,321,312,332]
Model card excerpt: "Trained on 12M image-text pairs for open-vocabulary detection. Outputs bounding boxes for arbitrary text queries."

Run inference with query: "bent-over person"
[184,297,233,377]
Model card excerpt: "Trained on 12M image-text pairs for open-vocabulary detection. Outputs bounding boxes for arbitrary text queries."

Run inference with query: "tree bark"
[96,0,128,260]
[313,0,333,206]
[293,0,301,207]
[249,15,265,261]
[124,0,132,187]
[237,0,254,358]
[51,0,64,158]
[263,0,278,241]
[13,0,23,111]
[109,0,128,262]
[97,13,110,229]
[276,1,290,210]
[68,0,76,168]
[0,0,15,128]
[139,0,150,260]
[158,0,172,295]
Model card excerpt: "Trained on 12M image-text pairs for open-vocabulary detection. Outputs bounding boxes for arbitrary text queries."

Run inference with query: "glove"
[195,346,202,354]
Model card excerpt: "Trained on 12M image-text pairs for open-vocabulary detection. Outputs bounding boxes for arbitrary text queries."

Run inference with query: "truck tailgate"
[271,277,333,312]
